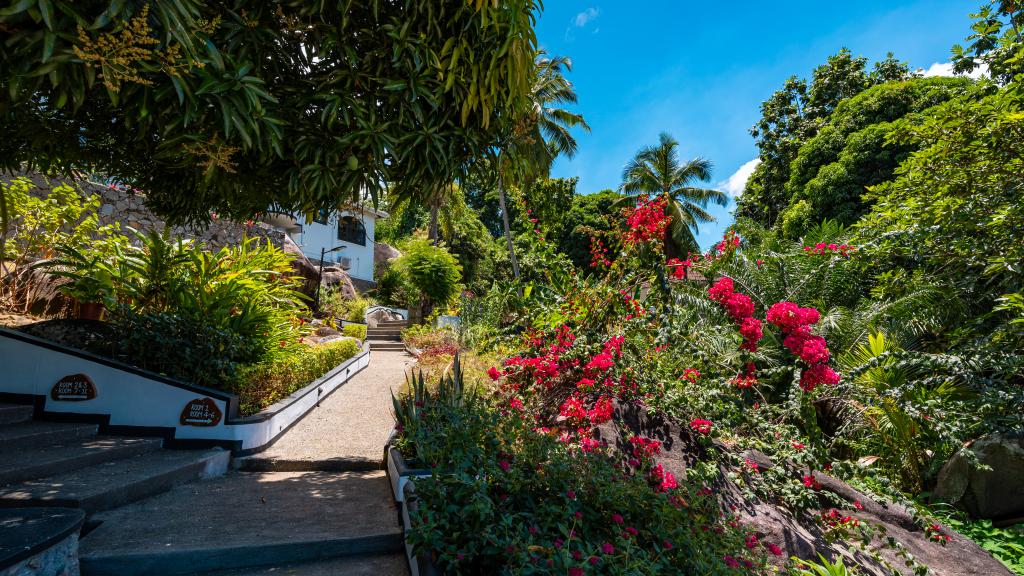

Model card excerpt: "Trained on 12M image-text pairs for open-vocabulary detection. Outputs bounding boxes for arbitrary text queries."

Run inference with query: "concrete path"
[242,351,415,471]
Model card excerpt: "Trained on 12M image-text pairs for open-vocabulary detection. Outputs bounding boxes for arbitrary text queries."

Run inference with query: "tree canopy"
[0,0,540,223]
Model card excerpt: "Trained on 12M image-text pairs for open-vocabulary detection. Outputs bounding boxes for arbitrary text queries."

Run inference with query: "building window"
[337,216,366,246]
[313,209,329,225]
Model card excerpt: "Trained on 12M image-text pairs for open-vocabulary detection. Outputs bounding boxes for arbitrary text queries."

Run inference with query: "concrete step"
[369,342,406,351]
[375,322,407,328]
[235,455,381,473]
[79,471,403,576]
[0,403,33,426]
[0,421,98,452]
[366,329,401,336]
[365,334,401,342]
[0,436,163,486]
[197,554,409,575]
[0,449,230,514]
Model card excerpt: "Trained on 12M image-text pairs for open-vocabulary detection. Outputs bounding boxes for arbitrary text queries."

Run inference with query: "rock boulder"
[933,434,1024,521]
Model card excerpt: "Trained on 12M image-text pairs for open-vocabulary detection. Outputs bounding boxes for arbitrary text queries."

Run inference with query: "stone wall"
[9,172,287,250]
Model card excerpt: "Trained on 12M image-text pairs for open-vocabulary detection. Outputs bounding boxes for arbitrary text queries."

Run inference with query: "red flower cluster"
[802,474,821,490]
[623,196,670,246]
[803,242,855,257]
[732,363,758,389]
[590,237,612,269]
[925,524,951,545]
[629,435,662,459]
[681,368,700,383]
[689,418,713,435]
[767,301,839,392]
[714,230,741,255]
[709,277,764,353]
[820,508,860,530]
[651,463,678,492]
[666,257,692,280]
[559,395,615,426]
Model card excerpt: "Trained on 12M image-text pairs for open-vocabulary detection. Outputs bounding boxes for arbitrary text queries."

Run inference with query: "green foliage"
[0,1,542,223]
[1,176,122,263]
[233,338,361,415]
[342,323,366,340]
[777,77,974,235]
[951,2,1024,84]
[927,506,1024,575]
[551,189,623,271]
[791,554,856,576]
[394,238,462,313]
[320,292,373,324]
[855,88,1024,430]
[46,229,306,360]
[100,306,259,390]
[738,49,916,226]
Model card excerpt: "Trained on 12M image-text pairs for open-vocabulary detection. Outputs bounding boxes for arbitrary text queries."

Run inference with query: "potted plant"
[37,244,116,320]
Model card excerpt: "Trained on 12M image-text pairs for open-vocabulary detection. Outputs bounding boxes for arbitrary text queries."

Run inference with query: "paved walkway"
[243,350,415,470]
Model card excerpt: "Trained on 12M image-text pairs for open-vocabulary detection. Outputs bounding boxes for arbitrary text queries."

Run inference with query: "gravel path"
[251,351,415,466]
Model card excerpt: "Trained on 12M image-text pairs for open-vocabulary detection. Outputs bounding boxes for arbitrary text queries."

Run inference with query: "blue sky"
[535,1,977,250]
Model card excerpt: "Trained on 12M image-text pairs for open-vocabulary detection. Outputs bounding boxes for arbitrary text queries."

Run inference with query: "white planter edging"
[0,328,370,454]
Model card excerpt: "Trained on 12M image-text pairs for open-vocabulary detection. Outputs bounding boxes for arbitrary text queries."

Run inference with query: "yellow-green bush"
[233,339,361,415]
[342,323,367,340]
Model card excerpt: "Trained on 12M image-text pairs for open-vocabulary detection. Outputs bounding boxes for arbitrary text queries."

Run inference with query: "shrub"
[233,339,361,415]
[342,323,366,340]
[101,307,261,389]
[403,392,746,575]
[394,238,462,317]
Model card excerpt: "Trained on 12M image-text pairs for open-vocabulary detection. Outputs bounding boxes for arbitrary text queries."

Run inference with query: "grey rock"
[933,434,1024,520]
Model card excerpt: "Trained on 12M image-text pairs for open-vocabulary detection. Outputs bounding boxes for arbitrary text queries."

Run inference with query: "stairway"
[367,319,407,352]
[0,403,228,515]
[0,402,407,575]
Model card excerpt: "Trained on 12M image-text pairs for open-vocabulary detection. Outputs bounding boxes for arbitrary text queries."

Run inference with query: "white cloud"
[574,7,600,28]
[919,61,988,79]
[719,158,761,198]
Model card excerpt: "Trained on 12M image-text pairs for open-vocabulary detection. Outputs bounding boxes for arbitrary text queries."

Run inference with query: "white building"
[263,206,388,289]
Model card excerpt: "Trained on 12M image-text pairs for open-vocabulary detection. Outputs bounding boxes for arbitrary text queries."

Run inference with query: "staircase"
[0,403,228,515]
[0,402,406,575]
[367,319,407,352]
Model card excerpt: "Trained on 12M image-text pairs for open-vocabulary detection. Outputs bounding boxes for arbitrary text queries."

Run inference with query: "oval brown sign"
[180,398,223,427]
[50,374,97,401]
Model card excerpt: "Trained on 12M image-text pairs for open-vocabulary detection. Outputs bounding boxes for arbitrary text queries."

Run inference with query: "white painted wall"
[292,210,378,283]
[0,331,371,452]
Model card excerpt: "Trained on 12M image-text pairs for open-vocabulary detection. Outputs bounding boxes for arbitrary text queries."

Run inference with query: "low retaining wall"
[0,328,370,454]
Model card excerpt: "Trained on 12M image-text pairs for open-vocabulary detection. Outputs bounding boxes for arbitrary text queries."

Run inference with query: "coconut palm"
[619,133,728,256]
[497,53,590,279]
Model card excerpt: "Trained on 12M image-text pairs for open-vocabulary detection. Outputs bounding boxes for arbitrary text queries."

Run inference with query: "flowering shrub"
[403,395,748,575]
[766,301,839,392]
[623,196,670,246]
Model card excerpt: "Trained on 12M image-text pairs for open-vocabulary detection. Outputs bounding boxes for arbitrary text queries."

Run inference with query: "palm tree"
[619,133,728,256]
[496,53,590,279]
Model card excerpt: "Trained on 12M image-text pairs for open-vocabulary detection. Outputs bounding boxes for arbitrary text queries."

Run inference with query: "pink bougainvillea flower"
[724,292,755,321]
[601,542,615,554]
[690,419,714,435]
[708,277,735,303]
[611,513,624,525]
[487,366,502,380]
[764,542,783,556]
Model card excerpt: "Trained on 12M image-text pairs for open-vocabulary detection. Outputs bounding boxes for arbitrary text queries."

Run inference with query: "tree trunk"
[428,198,439,246]
[497,173,521,280]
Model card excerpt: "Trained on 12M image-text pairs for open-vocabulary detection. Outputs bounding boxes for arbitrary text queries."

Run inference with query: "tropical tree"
[619,133,728,256]
[494,53,590,279]
[0,1,540,224]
